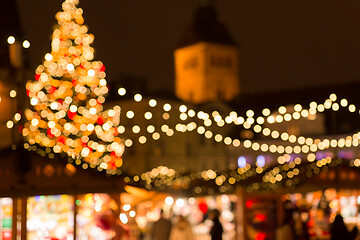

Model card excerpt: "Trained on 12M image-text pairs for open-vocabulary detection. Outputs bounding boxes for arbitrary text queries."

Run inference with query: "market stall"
[284,189,360,240]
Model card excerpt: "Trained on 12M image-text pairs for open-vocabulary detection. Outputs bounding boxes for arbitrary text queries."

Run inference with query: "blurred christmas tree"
[23,0,124,175]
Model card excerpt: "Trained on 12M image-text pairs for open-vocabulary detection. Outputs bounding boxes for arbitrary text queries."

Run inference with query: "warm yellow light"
[224,137,232,145]
[7,36,15,45]
[30,98,38,106]
[232,139,240,147]
[123,204,131,211]
[349,104,356,112]
[10,90,17,98]
[31,119,39,126]
[205,131,213,139]
[278,106,286,114]
[87,124,94,131]
[214,134,223,142]
[152,132,160,140]
[139,136,147,144]
[87,69,95,77]
[117,126,125,134]
[134,94,142,102]
[161,125,169,132]
[129,211,136,217]
[118,88,126,96]
[188,109,195,117]
[124,139,133,147]
[163,103,171,111]
[179,105,187,112]
[262,128,271,136]
[70,105,77,112]
[269,145,277,153]
[89,107,97,115]
[292,112,301,119]
[132,125,140,133]
[14,113,21,121]
[165,196,174,205]
[243,140,251,148]
[284,113,292,121]
[197,126,205,134]
[120,213,128,224]
[180,113,187,121]
[45,53,53,61]
[147,125,155,133]
[99,79,107,86]
[301,110,309,117]
[246,110,254,118]
[340,99,348,107]
[126,111,134,119]
[294,104,302,112]
[50,102,58,110]
[253,125,262,133]
[262,108,271,116]
[66,64,75,71]
[332,103,339,111]
[6,121,14,129]
[307,153,316,162]
[22,40,30,48]
[214,115,222,122]
[329,93,337,101]
[271,131,279,139]
[149,99,157,107]
[267,116,275,124]
[275,115,283,123]
[144,112,152,120]
[204,119,212,127]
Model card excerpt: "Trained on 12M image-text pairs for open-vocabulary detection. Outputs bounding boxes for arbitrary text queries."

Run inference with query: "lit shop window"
[0,198,12,240]
[76,193,116,240]
[27,195,74,239]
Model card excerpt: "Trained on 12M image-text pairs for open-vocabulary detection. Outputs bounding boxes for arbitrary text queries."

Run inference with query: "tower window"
[184,57,198,69]
[210,56,232,68]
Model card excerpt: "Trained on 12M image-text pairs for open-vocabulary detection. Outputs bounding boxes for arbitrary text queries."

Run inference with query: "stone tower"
[174,0,240,104]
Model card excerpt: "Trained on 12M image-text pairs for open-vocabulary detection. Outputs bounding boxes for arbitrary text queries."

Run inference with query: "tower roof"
[178,3,236,48]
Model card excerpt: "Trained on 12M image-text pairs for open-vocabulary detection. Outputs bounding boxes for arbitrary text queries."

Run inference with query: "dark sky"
[15,0,360,95]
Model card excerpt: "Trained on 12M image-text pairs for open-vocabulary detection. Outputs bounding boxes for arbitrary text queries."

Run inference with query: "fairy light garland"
[96,89,360,190]
[111,97,355,167]
[115,90,360,157]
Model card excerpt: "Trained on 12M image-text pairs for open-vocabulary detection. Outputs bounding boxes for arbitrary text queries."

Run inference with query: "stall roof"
[0,144,127,197]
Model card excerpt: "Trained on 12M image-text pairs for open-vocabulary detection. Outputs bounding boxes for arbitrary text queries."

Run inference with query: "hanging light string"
[114,90,360,156]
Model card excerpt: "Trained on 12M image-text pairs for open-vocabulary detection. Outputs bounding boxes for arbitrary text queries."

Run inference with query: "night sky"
[15,0,360,95]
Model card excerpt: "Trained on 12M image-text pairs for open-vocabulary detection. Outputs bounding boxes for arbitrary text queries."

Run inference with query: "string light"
[7,36,15,45]
[22,40,30,49]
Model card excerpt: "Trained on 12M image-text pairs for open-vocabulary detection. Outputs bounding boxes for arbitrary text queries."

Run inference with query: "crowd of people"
[150,209,223,240]
[275,212,359,240]
[99,208,224,240]
[99,206,360,240]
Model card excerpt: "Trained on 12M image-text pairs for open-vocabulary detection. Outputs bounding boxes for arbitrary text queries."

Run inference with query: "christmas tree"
[23,0,124,175]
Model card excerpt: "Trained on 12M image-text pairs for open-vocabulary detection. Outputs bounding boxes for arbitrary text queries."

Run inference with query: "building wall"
[175,42,240,104]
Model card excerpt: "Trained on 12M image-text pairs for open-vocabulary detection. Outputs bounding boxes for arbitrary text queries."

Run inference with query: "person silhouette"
[209,209,223,240]
[330,214,358,240]
[150,209,172,240]
[276,213,295,240]
[169,215,194,240]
